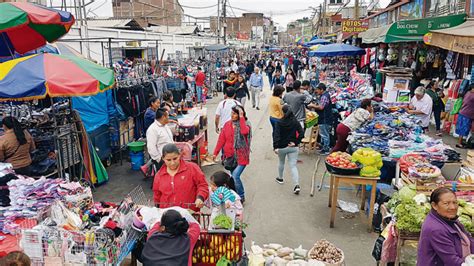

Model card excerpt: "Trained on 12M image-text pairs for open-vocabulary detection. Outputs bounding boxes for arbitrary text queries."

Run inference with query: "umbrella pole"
[51,97,64,180]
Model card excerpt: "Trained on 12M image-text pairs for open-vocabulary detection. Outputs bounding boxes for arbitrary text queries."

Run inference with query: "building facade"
[210,13,274,43]
[112,0,183,27]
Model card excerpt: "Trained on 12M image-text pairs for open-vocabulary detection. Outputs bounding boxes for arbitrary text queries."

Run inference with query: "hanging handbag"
[223,155,237,171]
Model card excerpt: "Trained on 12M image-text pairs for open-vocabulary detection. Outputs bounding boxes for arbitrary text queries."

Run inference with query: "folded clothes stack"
[1,176,89,234]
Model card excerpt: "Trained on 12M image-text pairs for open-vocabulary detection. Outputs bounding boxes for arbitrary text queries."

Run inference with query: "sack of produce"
[360,165,381,178]
[352,148,382,166]
[308,240,344,266]
[408,163,441,181]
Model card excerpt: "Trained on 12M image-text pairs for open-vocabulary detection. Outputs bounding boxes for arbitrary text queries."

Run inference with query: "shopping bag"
[450,98,463,115]
[217,256,232,266]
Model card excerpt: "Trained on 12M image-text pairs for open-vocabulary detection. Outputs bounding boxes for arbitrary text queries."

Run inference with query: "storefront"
[426,19,474,55]
[360,13,466,44]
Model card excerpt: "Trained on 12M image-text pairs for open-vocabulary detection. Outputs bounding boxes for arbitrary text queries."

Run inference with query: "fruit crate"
[191,213,243,266]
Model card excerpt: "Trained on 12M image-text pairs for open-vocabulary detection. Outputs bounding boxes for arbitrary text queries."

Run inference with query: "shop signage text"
[342,20,369,34]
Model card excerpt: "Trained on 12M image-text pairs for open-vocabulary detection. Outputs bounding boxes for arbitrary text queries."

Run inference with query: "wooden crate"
[467,150,474,165]
[119,118,135,147]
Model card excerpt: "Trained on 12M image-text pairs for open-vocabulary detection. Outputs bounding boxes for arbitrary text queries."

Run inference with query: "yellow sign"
[126,41,141,47]
[342,20,369,34]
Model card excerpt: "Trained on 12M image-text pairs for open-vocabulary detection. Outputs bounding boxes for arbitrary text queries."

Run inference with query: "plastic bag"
[361,166,381,177]
[451,98,463,115]
[217,256,232,266]
[353,148,382,166]
[380,222,398,263]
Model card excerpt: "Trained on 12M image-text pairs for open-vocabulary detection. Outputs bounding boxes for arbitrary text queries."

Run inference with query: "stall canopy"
[0,2,75,56]
[308,43,366,57]
[0,53,115,100]
[360,13,466,44]
[204,44,229,51]
[303,38,331,47]
[427,19,474,55]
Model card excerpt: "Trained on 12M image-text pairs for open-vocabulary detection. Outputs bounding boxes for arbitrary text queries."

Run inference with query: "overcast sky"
[78,0,391,29]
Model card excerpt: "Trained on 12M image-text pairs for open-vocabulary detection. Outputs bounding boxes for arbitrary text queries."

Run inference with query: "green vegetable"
[459,215,473,232]
[213,214,233,230]
[394,199,430,233]
[399,186,416,202]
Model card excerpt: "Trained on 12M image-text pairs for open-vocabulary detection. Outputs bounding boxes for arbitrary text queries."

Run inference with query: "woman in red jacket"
[153,143,209,211]
[213,105,251,202]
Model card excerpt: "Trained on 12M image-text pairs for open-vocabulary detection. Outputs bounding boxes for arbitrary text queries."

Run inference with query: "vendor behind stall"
[332,99,374,152]
[405,87,433,132]
[144,97,160,132]
[0,117,35,176]
[418,187,474,266]
[153,143,209,211]
[142,208,200,266]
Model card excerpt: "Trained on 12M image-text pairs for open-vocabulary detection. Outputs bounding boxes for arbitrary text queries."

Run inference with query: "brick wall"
[112,0,183,26]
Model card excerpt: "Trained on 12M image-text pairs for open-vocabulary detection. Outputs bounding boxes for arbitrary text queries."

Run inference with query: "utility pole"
[355,0,359,18]
[217,0,221,43]
[223,0,227,45]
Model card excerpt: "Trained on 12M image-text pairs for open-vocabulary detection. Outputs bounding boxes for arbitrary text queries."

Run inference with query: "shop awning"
[427,19,474,55]
[360,13,466,44]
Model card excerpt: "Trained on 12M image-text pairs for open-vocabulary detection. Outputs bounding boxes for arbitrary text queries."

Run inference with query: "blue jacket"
[144,108,156,132]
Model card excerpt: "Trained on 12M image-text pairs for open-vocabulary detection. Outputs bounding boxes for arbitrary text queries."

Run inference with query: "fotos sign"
[342,20,368,39]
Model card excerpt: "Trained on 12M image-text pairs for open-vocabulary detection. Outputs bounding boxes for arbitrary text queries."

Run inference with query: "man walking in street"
[312,83,333,155]
[283,80,317,130]
[249,67,264,110]
[272,70,285,90]
[194,66,206,103]
[215,88,241,133]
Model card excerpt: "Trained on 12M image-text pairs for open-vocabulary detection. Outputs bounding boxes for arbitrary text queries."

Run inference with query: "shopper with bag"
[273,105,304,194]
[213,105,251,202]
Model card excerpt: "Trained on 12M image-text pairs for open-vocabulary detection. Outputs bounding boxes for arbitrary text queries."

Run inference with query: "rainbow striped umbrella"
[0,2,75,57]
[0,54,115,101]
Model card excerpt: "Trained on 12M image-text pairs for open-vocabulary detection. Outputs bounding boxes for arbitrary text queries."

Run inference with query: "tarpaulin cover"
[72,90,117,132]
[308,43,366,57]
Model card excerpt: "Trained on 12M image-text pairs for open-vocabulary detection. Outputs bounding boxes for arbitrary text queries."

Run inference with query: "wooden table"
[328,173,380,232]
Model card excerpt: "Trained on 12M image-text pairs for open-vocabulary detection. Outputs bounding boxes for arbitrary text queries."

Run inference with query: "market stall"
[0,51,115,185]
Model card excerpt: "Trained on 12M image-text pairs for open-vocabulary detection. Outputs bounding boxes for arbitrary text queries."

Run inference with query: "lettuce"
[395,199,430,232]
[399,186,417,202]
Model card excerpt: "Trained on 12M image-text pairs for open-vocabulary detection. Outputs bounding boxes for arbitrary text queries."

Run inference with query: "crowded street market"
[0,1,473,265]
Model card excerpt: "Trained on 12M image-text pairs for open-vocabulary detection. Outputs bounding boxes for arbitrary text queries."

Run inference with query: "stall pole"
[50,98,64,180]
[101,42,105,67]
[108,38,113,68]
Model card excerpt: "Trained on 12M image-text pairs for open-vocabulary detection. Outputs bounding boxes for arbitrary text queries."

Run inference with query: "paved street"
[94,79,466,265]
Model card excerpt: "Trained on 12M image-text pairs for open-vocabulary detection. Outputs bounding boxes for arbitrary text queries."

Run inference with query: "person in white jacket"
[146,108,174,172]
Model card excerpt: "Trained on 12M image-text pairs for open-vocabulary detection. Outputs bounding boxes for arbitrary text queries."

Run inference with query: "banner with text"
[342,19,369,39]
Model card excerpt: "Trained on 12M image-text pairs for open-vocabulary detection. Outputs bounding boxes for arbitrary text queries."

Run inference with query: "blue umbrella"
[308,43,366,57]
[303,38,331,47]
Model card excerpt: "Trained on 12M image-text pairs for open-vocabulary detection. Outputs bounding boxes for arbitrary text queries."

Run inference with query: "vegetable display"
[352,148,383,177]
[326,152,358,169]
[408,163,441,181]
[213,214,233,230]
[308,239,344,264]
[394,199,430,233]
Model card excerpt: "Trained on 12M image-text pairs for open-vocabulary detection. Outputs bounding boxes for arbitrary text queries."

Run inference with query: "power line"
[180,3,218,9]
